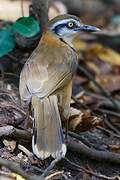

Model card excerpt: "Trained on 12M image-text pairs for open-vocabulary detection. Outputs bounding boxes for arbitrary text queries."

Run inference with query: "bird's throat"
[60,36,77,52]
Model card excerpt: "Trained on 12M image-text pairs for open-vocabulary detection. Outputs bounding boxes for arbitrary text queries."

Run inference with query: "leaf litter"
[0,1,120,179]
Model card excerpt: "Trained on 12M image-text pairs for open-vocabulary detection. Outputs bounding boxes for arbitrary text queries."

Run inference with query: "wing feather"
[19,39,77,105]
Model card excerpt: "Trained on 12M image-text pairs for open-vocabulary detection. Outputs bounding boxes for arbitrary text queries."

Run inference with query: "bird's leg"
[0,70,5,89]
[65,115,69,142]
[59,81,72,142]
[41,158,61,178]
[25,107,30,128]
[23,105,31,129]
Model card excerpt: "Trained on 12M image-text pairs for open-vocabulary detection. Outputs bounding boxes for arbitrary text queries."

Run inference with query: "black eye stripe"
[52,21,78,35]
[53,23,66,34]
[55,22,76,30]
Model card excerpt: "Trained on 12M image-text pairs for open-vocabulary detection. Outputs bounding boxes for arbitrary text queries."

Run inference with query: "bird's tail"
[31,95,66,160]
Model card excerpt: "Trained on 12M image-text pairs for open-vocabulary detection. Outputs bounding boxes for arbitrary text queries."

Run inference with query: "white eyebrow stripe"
[50,18,80,30]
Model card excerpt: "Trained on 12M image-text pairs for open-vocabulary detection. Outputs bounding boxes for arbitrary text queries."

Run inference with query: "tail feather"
[32,95,66,160]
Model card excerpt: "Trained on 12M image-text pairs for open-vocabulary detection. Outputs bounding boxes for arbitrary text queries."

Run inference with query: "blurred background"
[0,0,120,26]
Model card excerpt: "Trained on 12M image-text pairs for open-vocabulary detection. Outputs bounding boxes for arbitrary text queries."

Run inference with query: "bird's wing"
[19,46,77,105]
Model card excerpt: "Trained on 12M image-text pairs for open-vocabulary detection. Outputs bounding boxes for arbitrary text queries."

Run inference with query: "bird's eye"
[67,22,74,28]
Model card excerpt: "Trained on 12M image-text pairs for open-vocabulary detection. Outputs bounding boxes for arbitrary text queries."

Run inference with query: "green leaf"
[0,26,15,58]
[111,15,120,26]
[13,17,40,38]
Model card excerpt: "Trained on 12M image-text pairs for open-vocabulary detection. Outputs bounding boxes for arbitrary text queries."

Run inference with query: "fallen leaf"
[69,107,83,130]
[108,144,120,153]
[17,152,28,163]
[92,75,120,92]
[69,109,100,131]
[3,140,16,152]
[87,43,120,66]
[83,171,92,180]
[11,173,25,180]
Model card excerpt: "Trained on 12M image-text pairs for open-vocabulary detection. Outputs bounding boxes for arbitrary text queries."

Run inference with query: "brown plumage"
[19,14,99,160]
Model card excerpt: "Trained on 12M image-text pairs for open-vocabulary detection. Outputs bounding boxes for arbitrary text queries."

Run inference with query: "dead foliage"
[0,0,120,179]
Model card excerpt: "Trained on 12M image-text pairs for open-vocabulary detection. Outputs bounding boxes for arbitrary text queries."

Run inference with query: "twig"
[0,91,20,107]
[96,125,120,138]
[31,0,49,31]
[7,53,23,65]
[0,125,31,141]
[103,116,120,135]
[0,126,61,178]
[28,165,44,174]
[77,65,119,110]
[67,136,120,164]
[1,102,33,121]
[67,130,93,148]
[71,95,88,109]
[0,157,45,180]
[65,158,119,180]
[41,158,60,178]
[21,0,24,16]
[97,108,120,118]
[1,123,120,165]
[0,170,19,179]
[45,171,64,180]
[18,144,33,157]
[0,157,30,180]
[84,91,120,111]
[3,72,19,79]
[18,144,41,165]
[85,91,109,100]
[85,91,120,110]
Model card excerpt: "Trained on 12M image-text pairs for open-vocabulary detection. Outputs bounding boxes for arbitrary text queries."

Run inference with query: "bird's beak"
[75,24,100,32]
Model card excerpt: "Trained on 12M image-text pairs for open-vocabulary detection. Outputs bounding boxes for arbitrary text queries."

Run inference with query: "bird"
[19,14,100,160]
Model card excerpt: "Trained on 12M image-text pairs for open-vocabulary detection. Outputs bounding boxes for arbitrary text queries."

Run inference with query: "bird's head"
[48,14,100,48]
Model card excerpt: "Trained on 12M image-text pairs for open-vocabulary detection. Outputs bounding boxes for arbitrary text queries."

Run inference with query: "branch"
[65,158,119,180]
[0,157,46,180]
[0,157,30,180]
[41,159,60,178]
[67,136,120,164]
[1,125,120,164]
[97,125,120,138]
[103,115,120,135]
[31,0,49,31]
[0,125,31,141]
[77,65,120,111]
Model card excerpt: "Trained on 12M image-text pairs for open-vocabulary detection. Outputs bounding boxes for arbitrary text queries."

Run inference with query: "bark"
[31,0,49,32]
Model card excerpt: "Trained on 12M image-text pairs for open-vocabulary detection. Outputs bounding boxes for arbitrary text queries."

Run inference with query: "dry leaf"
[69,109,100,131]
[83,172,92,180]
[108,144,120,153]
[69,107,83,130]
[11,173,25,180]
[70,107,82,118]
[73,75,88,85]
[3,140,16,152]
[87,43,120,66]
[0,171,25,180]
[92,75,120,92]
[86,61,101,75]
[17,152,28,163]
